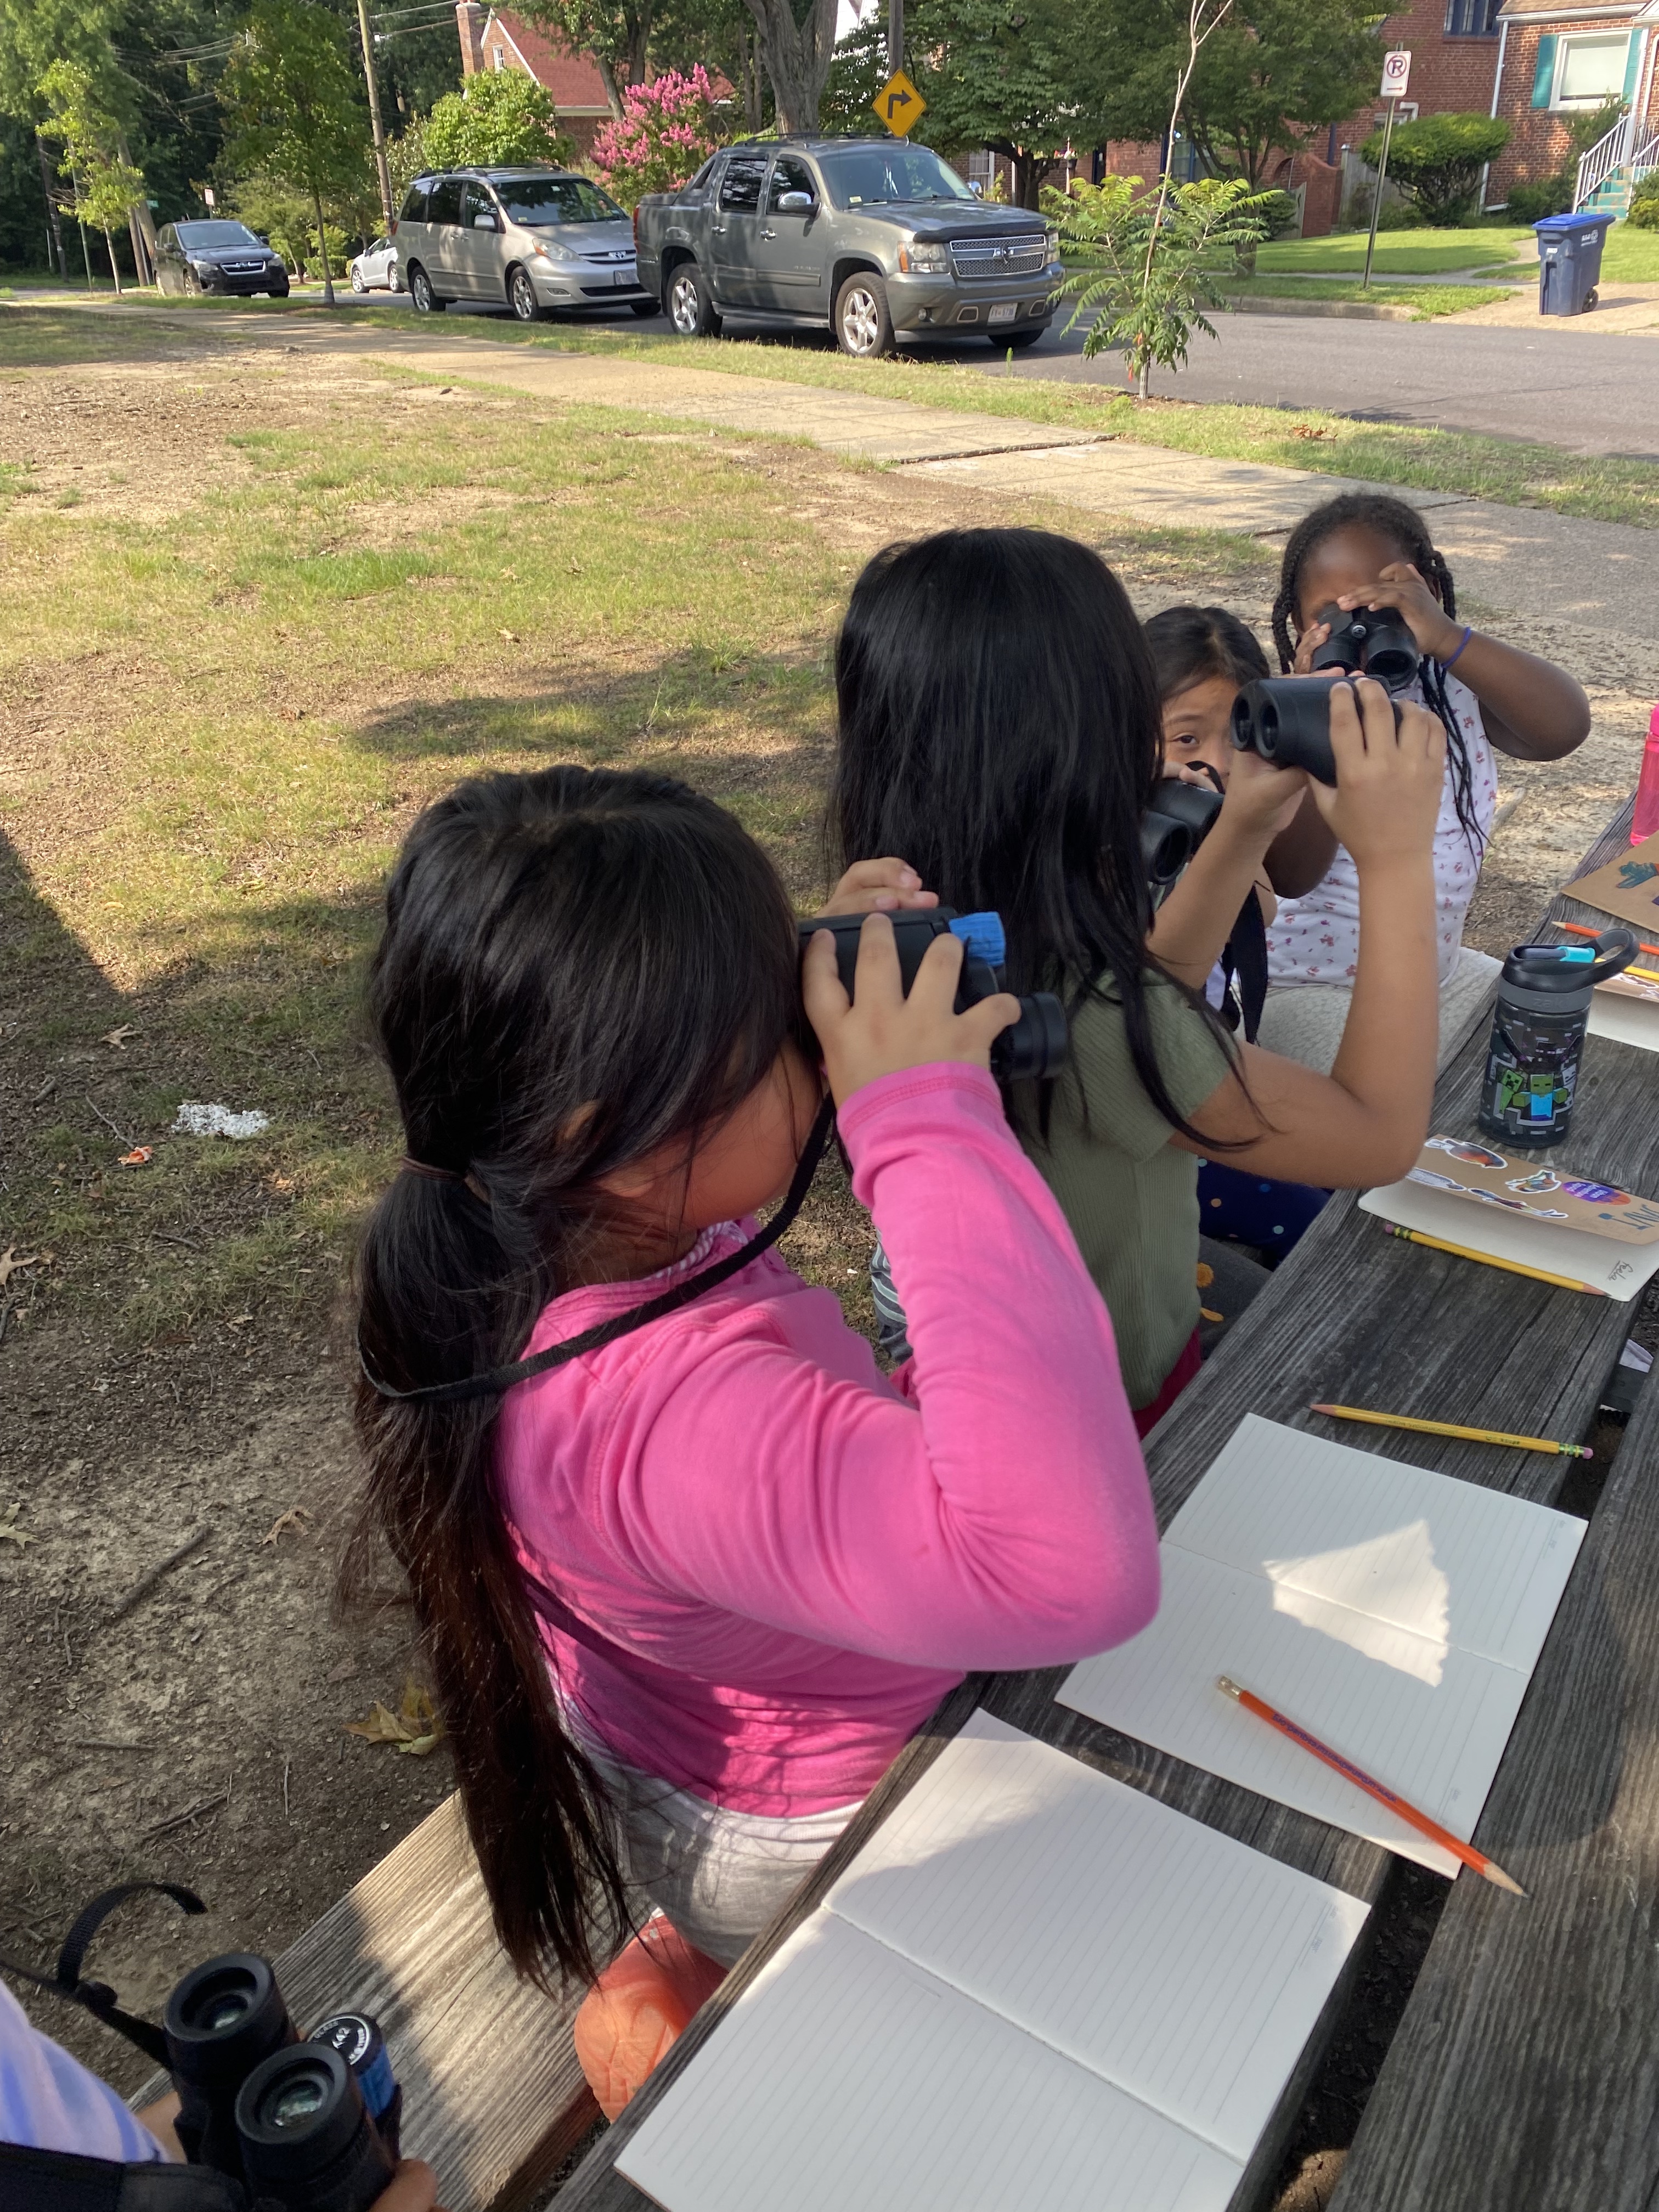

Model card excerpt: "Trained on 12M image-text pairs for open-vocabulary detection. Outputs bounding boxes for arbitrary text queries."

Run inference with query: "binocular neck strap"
[0,1882,207,2069]
[360,1095,839,1407]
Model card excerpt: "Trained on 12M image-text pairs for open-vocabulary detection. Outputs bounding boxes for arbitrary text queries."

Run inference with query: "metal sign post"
[1364,49,1410,291]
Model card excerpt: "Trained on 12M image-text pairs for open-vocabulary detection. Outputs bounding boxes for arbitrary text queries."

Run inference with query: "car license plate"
[614,266,633,287]
[989,302,1018,325]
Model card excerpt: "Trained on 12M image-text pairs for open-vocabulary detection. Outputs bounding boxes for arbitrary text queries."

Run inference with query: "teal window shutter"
[1622,29,1643,104]
[1532,32,1557,105]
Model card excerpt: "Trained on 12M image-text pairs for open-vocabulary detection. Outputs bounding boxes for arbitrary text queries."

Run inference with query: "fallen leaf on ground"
[0,1248,38,1288]
[101,1025,140,1048]
[345,1679,443,1756]
[262,1505,313,1545]
[499,627,518,642]
[227,1313,254,1329]
[325,1657,359,1685]
[119,1147,152,1167]
[0,1505,33,1548]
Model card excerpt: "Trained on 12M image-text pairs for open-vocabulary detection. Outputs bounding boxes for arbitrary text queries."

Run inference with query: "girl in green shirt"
[832,527,1446,1424]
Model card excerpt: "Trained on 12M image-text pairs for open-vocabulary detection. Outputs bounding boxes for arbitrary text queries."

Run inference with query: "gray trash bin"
[1534,211,1609,316]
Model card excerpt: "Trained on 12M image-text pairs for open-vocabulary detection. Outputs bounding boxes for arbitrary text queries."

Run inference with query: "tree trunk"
[127,205,153,285]
[625,2,652,84]
[596,53,625,121]
[1137,357,1150,398]
[735,24,763,131]
[35,132,66,276]
[117,133,159,264]
[740,0,838,133]
[312,184,336,307]
[77,217,94,290]
[102,225,122,295]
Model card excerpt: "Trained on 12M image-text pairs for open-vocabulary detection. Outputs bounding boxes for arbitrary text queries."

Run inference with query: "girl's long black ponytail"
[347,766,805,1988]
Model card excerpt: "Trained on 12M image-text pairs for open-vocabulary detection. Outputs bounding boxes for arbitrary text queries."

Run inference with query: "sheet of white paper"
[618,1711,1369,2212]
[1588,985,1659,1057]
[1358,1175,1659,1300]
[825,1711,1367,2164]
[618,1912,1244,2212]
[1059,1417,1583,1878]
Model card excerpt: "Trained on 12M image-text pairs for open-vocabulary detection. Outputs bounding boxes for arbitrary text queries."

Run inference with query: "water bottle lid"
[950,912,1006,967]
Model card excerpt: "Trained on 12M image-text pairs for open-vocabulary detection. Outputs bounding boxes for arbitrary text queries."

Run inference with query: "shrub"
[590,68,727,210]
[1628,172,1659,230]
[1506,174,1572,224]
[424,72,572,170]
[1361,112,1510,225]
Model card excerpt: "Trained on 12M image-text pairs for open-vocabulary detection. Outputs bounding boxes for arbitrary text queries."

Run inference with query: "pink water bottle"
[1634,702,1659,845]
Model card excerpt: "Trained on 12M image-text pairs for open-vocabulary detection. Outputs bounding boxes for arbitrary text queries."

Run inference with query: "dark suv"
[155,221,289,298]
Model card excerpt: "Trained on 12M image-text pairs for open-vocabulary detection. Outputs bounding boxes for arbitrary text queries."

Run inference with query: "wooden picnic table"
[561,795,1655,2212]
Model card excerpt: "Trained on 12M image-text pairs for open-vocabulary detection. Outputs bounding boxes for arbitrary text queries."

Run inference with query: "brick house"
[453,2,616,159]
[1093,0,1656,230]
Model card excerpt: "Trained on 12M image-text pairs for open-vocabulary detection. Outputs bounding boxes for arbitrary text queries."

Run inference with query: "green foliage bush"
[1628,172,1659,230]
[424,73,573,171]
[1361,111,1510,225]
[1506,174,1572,223]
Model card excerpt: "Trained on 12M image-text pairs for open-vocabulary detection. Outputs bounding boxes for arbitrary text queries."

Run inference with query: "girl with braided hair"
[1256,492,1589,1075]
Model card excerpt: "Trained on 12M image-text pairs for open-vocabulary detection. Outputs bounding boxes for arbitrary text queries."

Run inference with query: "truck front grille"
[949,234,1047,280]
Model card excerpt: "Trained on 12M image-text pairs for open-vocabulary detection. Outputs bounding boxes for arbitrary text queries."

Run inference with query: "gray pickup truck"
[633,136,1063,357]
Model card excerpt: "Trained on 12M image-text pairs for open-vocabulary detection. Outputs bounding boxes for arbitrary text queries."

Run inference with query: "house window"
[1550,31,1631,106]
[490,42,505,69]
[1444,0,1499,37]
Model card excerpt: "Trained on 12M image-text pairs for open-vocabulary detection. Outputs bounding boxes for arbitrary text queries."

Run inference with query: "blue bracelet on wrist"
[1440,625,1473,673]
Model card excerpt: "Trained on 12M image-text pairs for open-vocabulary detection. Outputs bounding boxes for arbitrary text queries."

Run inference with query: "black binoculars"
[166,1954,399,2211]
[800,909,1068,1082]
[1308,600,1420,691]
[1230,673,1412,785]
[1142,778,1223,894]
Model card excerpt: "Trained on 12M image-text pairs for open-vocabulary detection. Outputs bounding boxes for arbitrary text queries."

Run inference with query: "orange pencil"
[1216,1677,1526,1895]
[1559,917,1659,963]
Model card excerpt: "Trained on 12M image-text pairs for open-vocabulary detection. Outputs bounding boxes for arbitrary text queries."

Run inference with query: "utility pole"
[357,0,396,232]
[888,0,904,76]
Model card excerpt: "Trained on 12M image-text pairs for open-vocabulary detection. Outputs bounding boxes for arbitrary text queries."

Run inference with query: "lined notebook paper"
[617,1710,1367,2212]
[1059,1415,1583,1877]
[1357,1171,1659,1300]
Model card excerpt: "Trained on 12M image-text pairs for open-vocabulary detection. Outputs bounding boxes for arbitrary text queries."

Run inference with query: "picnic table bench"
[560,791,1659,2212]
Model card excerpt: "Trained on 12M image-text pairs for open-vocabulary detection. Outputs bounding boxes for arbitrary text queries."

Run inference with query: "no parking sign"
[1381,49,1412,98]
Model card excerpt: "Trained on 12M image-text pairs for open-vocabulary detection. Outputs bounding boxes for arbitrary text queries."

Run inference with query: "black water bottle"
[1477,929,1636,1147]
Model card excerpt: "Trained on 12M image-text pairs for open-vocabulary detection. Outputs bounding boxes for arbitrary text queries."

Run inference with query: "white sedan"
[349,238,402,293]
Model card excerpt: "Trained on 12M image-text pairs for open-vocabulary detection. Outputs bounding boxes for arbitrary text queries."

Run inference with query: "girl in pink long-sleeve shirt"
[352,764,1158,1993]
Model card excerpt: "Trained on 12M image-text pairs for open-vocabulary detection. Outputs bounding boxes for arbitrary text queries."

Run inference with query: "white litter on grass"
[172,1102,272,1141]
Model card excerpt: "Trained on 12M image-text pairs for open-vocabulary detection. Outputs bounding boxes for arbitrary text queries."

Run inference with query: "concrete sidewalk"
[37,304,1657,647]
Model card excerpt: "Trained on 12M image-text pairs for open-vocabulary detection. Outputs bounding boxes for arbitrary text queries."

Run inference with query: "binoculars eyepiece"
[1229,673,1409,785]
[800,909,1067,1083]
[1308,600,1420,691]
[1142,779,1223,895]
[163,1955,399,2209]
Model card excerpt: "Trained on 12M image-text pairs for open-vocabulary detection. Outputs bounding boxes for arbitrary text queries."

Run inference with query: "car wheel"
[509,266,546,323]
[989,325,1044,349]
[389,267,404,294]
[408,264,445,314]
[836,272,894,358]
[267,284,290,299]
[630,296,660,318]
[667,261,720,337]
[351,266,366,294]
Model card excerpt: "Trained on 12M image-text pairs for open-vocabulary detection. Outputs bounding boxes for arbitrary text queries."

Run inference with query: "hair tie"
[400,1156,462,1182]
[1440,625,1473,673]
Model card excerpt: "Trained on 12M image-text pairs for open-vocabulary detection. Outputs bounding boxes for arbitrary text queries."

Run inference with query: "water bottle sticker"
[1507,1171,1561,1194]
[1560,1180,1625,1204]
[1426,1138,1509,1170]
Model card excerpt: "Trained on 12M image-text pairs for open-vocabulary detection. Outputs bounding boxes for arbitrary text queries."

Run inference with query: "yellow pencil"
[1381,1220,1605,1296]
[1310,1402,1593,1459]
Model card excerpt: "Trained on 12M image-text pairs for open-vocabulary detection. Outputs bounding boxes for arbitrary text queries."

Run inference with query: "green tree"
[37,57,147,290]
[518,0,649,117]
[1051,168,1272,394]
[909,0,1085,209]
[424,69,573,166]
[737,0,838,133]
[1359,110,1508,225]
[219,0,369,306]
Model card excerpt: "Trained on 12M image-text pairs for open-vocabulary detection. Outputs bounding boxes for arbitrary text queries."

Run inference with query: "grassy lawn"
[1221,274,1506,317]
[1602,224,1659,280]
[1258,227,1533,275]
[0,311,1265,1350]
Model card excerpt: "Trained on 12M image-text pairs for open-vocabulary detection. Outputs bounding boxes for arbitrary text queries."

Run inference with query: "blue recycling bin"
[1534,211,1610,316]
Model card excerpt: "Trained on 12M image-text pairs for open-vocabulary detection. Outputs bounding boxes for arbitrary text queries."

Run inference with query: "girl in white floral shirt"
[1257,493,1590,1075]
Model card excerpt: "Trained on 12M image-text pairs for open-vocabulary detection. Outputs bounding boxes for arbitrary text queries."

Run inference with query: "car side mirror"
[968,180,984,198]
[776,190,815,214]
[473,211,499,231]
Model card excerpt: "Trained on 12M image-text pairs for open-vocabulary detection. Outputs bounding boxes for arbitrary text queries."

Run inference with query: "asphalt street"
[339,280,1659,460]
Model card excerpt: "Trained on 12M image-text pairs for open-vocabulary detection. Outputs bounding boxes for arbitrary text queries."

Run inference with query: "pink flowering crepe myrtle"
[592,67,726,206]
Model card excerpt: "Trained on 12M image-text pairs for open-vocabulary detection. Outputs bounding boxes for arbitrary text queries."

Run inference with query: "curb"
[1224,295,1419,321]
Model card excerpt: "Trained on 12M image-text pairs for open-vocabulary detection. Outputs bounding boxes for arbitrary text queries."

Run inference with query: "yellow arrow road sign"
[874,69,926,136]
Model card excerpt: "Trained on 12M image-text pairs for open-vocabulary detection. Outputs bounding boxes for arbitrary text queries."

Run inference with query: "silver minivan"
[392,167,657,322]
